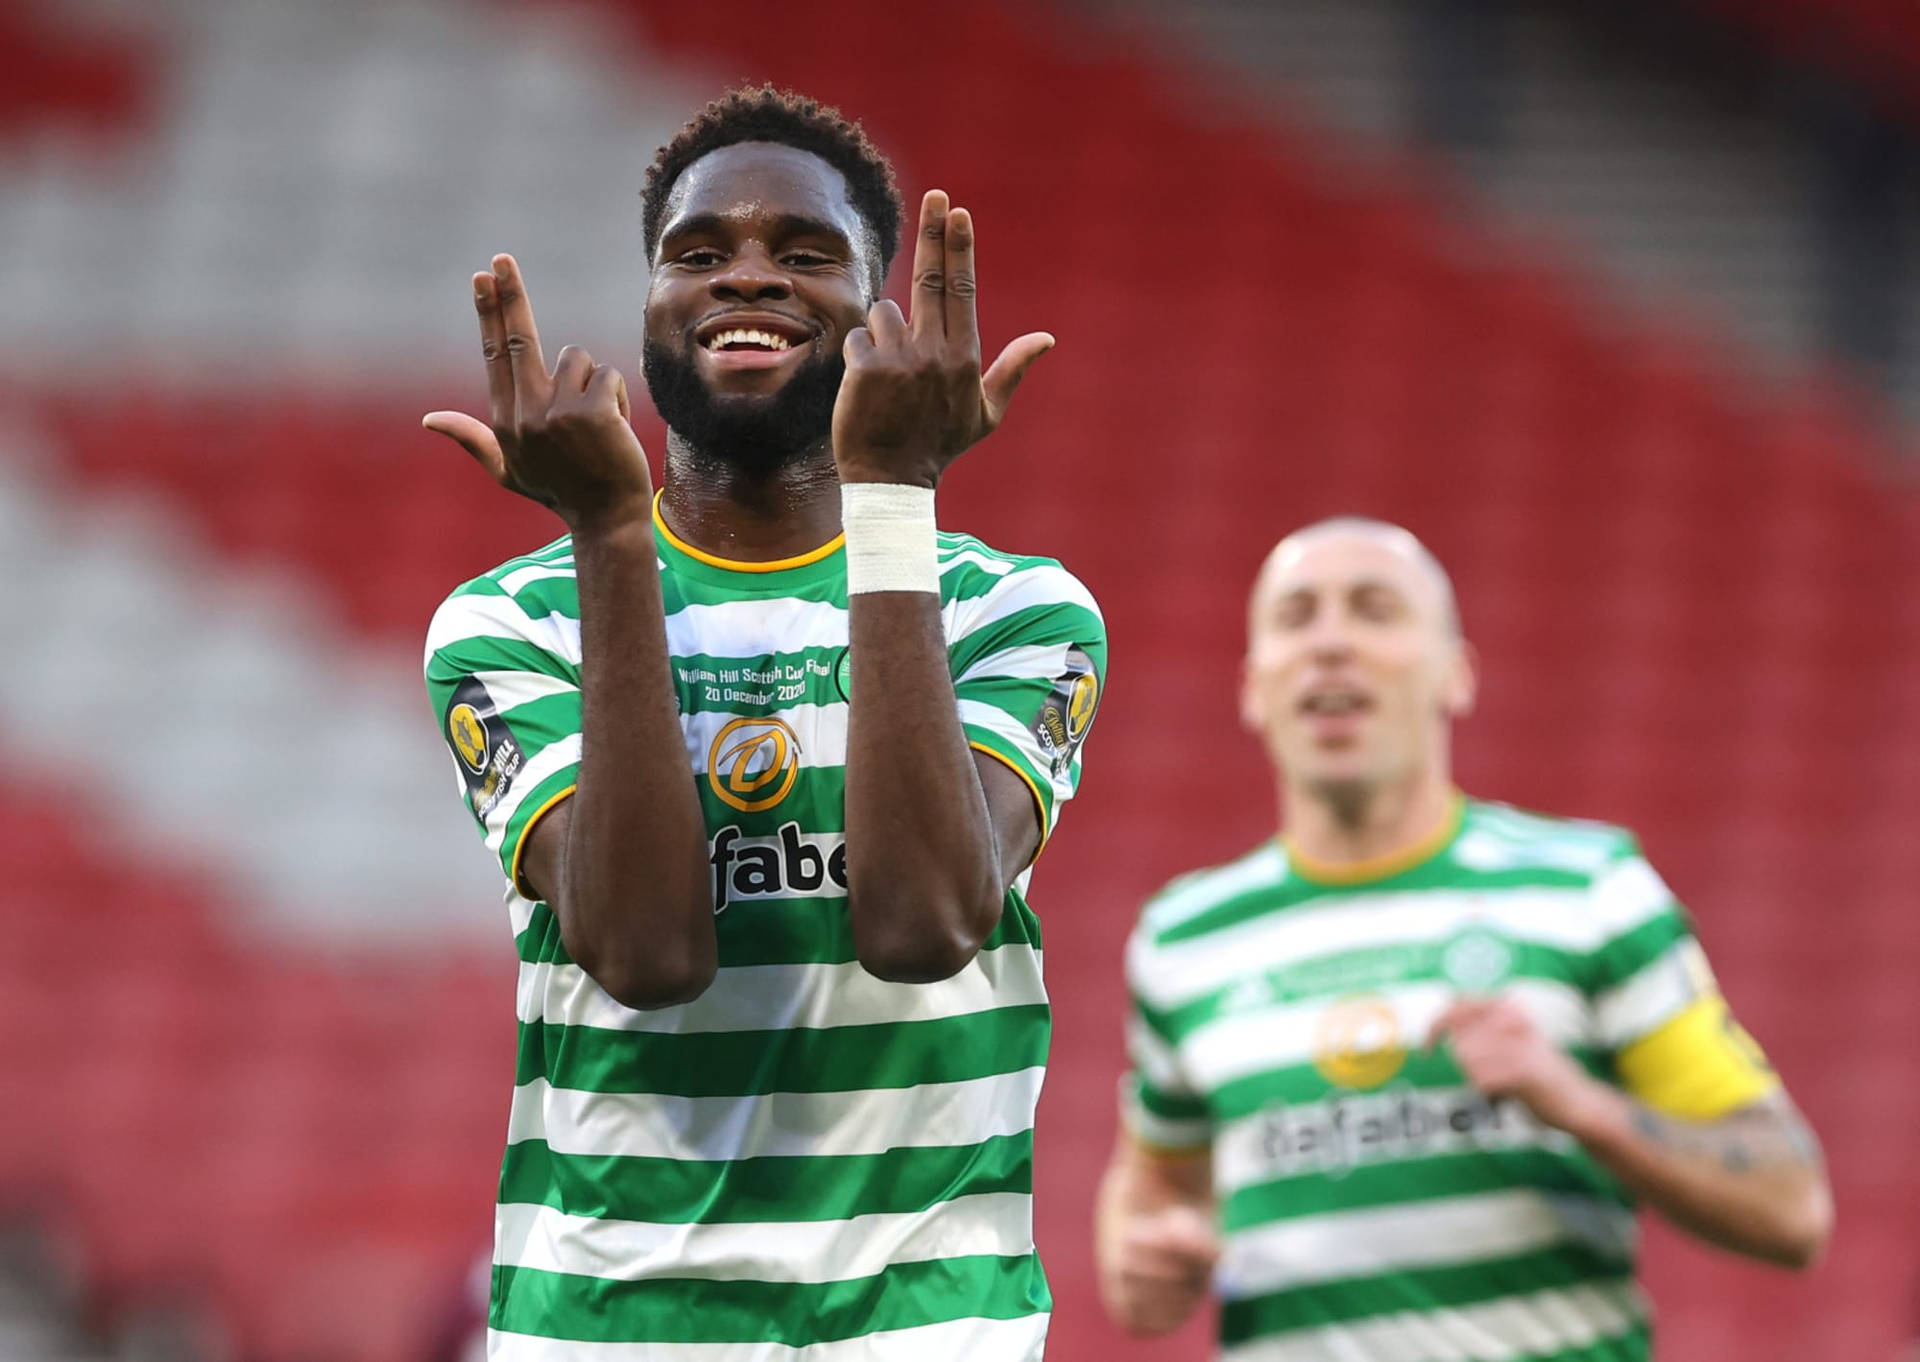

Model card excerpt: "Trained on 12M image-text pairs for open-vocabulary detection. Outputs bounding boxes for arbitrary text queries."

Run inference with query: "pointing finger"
[943,206,979,360]
[491,253,551,419]
[473,273,515,433]
[909,189,949,341]
[980,331,1054,428]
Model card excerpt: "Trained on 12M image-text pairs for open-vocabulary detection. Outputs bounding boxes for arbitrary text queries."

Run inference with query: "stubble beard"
[642,338,845,481]
[1304,773,1378,830]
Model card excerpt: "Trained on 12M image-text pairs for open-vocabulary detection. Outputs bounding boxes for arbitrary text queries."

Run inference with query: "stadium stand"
[2,0,1916,1358]
[1098,0,1920,427]
[1693,0,1920,109]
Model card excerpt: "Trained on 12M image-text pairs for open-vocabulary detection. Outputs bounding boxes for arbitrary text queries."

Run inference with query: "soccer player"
[1098,518,1830,1359]
[421,88,1104,1360]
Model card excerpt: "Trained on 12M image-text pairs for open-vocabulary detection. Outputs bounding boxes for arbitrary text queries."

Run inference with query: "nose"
[1303,609,1357,661]
[709,246,792,302]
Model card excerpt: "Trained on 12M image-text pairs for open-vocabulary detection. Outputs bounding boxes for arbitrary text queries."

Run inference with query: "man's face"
[1240,530,1475,799]
[643,141,877,473]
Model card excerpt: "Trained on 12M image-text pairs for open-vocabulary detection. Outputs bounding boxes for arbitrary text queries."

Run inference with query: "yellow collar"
[652,490,845,573]
[1283,792,1466,886]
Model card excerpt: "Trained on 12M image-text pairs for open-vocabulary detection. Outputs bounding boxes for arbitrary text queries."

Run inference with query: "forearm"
[843,590,1002,981]
[1562,1084,1831,1268]
[825,185,1059,979]
[562,512,714,1007]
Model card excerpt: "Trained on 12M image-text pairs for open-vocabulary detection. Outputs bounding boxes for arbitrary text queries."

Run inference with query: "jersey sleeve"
[944,558,1106,849]
[1588,842,1781,1119]
[1119,928,1213,1154]
[424,581,583,898]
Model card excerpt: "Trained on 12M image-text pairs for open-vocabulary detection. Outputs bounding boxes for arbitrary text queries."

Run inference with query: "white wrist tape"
[842,482,938,595]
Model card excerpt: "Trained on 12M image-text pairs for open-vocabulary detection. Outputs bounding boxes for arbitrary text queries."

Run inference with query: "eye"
[674,248,724,269]
[782,250,834,268]
[1275,594,1314,629]
[1352,588,1405,623]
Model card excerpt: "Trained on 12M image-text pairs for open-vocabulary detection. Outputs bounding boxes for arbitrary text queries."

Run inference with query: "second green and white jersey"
[425,505,1106,1361]
[1124,799,1723,1362]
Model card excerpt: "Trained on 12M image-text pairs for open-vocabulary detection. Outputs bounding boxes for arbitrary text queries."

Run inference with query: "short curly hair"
[641,85,904,291]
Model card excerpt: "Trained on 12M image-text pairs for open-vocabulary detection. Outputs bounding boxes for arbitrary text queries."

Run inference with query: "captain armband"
[1615,993,1781,1121]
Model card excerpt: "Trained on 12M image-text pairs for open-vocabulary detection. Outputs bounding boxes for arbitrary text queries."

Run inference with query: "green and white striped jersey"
[1124,799,1720,1362]
[424,506,1105,1361]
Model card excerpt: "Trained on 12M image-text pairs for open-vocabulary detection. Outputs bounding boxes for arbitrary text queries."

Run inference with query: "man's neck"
[658,436,842,563]
[1280,768,1460,877]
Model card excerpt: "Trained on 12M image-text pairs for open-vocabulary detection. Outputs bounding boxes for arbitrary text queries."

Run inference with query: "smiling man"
[1096,517,1830,1360]
[419,88,1104,1360]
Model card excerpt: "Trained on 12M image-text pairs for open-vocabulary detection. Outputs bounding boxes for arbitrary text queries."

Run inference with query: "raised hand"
[831,190,1054,489]
[423,254,654,530]
[1428,996,1603,1133]
[1106,1205,1220,1335]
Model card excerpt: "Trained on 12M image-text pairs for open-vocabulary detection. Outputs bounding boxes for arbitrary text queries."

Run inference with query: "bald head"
[1253,517,1461,642]
[1241,516,1476,802]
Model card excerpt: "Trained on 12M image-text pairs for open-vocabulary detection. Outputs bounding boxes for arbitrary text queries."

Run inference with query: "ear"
[1441,640,1480,720]
[1238,655,1266,734]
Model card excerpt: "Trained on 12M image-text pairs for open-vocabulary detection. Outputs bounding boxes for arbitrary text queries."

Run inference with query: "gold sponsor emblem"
[448,703,489,773]
[1067,670,1099,738]
[708,717,801,813]
[1312,995,1406,1090]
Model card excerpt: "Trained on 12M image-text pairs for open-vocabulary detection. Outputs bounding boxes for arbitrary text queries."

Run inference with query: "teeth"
[705,328,792,352]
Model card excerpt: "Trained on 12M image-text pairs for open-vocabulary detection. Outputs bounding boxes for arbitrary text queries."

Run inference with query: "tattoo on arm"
[1630,1095,1822,1175]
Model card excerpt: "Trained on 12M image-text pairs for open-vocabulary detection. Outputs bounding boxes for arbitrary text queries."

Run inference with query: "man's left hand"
[831,189,1054,489]
[1429,996,1607,1135]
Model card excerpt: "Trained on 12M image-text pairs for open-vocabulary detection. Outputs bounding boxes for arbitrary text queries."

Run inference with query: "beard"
[642,337,844,479]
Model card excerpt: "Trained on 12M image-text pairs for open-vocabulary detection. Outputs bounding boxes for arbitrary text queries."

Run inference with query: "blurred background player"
[420,88,1104,1359]
[1096,517,1832,1359]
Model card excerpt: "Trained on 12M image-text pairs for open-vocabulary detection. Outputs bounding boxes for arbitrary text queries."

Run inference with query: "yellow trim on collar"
[653,490,845,573]
[1284,792,1466,886]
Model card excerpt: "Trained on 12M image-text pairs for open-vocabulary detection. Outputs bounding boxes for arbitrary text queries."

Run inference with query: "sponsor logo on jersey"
[708,716,801,813]
[1249,1086,1542,1179]
[1031,646,1100,776]
[708,822,847,914]
[1312,994,1406,1089]
[444,677,524,821]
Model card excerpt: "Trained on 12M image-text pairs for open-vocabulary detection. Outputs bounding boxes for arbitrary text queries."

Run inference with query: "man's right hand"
[424,254,654,531]
[1102,1204,1221,1335]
